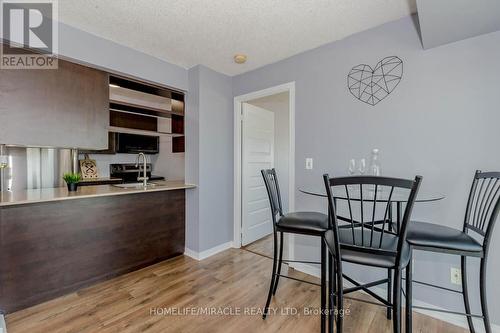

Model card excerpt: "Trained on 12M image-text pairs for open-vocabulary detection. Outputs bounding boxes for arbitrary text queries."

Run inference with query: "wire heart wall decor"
[347,56,403,106]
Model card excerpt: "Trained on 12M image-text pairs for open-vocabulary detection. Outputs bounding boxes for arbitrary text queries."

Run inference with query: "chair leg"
[480,258,491,333]
[262,231,278,319]
[387,203,393,320]
[321,239,327,333]
[387,268,392,320]
[328,252,334,333]
[461,256,475,333]
[336,257,344,333]
[272,232,284,295]
[332,257,337,302]
[393,268,402,333]
[405,254,413,333]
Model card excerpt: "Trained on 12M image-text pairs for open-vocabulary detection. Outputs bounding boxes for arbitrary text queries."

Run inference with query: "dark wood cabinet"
[0,190,186,313]
[0,58,109,149]
[110,110,158,131]
[172,114,184,134]
[172,113,185,153]
[79,132,117,154]
[173,136,185,153]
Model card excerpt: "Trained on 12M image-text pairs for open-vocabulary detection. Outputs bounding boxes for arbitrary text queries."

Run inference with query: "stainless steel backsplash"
[0,147,75,191]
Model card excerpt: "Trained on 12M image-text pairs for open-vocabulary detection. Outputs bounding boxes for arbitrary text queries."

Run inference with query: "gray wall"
[185,66,201,252]
[58,22,188,91]
[233,15,500,325]
[185,65,234,252]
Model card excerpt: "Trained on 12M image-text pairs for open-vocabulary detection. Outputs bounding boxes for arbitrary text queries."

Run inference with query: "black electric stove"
[110,163,165,183]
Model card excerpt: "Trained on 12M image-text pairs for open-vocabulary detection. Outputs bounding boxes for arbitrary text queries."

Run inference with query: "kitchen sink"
[113,182,161,189]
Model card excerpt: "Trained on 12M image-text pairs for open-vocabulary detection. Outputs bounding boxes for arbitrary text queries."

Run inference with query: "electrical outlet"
[305,158,313,170]
[450,267,462,285]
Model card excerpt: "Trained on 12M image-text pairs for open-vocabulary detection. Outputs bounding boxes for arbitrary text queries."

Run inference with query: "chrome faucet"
[135,153,149,188]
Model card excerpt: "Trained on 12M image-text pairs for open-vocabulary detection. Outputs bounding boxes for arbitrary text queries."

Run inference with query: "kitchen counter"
[0,182,191,313]
[0,180,196,207]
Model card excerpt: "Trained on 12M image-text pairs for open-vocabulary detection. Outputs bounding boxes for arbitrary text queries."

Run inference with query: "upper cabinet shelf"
[109,85,172,114]
[108,126,183,137]
[108,75,184,118]
[109,102,183,119]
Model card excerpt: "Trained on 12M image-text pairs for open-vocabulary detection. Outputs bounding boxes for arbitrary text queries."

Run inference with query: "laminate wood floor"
[243,234,274,258]
[6,248,467,333]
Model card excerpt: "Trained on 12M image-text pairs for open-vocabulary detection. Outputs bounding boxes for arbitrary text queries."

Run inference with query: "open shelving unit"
[107,75,185,153]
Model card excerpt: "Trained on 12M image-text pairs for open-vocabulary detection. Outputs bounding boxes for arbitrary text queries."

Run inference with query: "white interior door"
[241,103,275,246]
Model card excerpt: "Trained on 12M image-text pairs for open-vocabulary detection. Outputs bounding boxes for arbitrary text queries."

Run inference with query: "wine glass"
[358,158,366,175]
[348,159,356,176]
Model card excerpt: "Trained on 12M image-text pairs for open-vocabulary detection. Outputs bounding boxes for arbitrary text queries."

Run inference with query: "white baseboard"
[183,248,199,260]
[184,241,233,261]
[289,262,322,278]
[290,263,500,333]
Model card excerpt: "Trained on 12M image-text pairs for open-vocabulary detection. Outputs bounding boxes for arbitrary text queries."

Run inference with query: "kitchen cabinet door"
[0,58,108,149]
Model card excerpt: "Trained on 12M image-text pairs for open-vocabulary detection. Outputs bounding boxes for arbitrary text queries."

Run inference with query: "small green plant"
[63,172,81,184]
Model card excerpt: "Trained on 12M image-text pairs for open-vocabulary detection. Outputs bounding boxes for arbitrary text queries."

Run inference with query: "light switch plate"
[306,158,313,170]
[450,267,461,285]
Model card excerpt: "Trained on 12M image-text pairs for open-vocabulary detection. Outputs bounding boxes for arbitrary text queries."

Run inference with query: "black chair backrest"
[261,169,284,224]
[323,175,422,263]
[464,170,500,249]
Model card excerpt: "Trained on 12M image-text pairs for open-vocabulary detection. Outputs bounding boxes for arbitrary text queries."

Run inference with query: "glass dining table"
[300,184,444,332]
[299,186,445,232]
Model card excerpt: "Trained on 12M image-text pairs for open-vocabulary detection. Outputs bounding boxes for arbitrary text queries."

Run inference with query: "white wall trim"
[289,263,500,333]
[184,241,233,261]
[233,82,296,254]
[289,262,322,278]
[183,248,200,260]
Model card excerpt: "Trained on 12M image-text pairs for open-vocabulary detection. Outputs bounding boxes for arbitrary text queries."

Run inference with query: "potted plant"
[63,172,81,192]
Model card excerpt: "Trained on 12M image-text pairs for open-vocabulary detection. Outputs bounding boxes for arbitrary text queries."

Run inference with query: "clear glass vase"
[369,149,381,176]
[368,149,381,196]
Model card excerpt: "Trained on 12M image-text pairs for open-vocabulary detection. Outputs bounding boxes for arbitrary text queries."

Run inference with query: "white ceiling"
[59,0,416,76]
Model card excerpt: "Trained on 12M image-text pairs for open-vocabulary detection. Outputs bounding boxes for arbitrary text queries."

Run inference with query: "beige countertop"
[0,181,196,207]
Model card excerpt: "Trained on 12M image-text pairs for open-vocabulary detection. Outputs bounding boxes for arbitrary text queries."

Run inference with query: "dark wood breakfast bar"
[0,182,195,313]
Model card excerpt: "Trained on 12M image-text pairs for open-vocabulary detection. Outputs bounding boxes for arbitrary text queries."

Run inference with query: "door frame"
[233,82,296,253]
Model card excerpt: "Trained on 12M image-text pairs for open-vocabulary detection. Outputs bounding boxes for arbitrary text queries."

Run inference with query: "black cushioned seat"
[276,212,329,236]
[324,228,411,268]
[407,221,483,254]
[261,169,330,327]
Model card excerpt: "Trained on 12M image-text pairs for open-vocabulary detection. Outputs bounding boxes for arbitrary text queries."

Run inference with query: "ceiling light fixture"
[109,84,120,88]
[234,54,247,64]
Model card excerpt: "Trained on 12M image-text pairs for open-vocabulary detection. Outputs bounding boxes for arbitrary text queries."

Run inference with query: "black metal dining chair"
[406,170,500,333]
[323,174,422,333]
[261,169,330,332]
